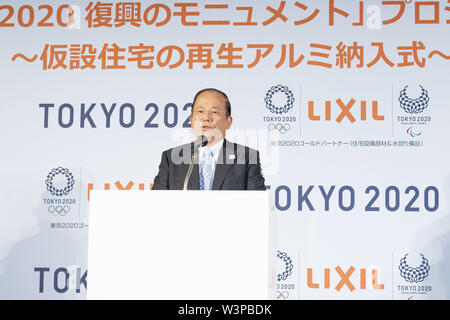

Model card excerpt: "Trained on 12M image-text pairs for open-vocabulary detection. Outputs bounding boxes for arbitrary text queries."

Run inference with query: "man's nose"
[201,111,213,122]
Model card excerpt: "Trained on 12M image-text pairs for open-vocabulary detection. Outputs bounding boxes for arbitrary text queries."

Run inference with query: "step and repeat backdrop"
[0,0,449,299]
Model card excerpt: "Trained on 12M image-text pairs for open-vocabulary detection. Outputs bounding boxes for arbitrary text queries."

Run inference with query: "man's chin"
[200,129,213,137]
[195,129,224,143]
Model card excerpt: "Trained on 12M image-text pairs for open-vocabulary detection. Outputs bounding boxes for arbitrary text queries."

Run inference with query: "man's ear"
[190,114,198,137]
[226,115,232,129]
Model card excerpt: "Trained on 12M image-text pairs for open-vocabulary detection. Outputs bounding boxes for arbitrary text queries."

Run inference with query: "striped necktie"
[199,149,214,190]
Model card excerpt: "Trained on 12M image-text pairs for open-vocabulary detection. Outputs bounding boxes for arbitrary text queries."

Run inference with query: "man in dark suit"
[152,88,266,190]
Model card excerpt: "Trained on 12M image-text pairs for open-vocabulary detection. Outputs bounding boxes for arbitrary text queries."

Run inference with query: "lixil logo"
[307,266,385,291]
[307,99,384,123]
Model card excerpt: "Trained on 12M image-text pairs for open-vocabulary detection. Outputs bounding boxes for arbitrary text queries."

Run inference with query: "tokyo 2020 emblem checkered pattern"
[399,254,430,283]
[398,85,429,114]
[265,85,295,115]
[45,167,75,196]
[276,251,293,281]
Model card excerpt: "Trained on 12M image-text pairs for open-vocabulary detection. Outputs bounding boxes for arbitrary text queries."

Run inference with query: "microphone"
[183,135,209,190]
[193,135,208,152]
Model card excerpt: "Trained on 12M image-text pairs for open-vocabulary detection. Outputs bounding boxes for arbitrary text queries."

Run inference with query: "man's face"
[190,91,232,146]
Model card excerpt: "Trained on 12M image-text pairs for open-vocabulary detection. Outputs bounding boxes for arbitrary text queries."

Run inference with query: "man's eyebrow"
[195,106,222,110]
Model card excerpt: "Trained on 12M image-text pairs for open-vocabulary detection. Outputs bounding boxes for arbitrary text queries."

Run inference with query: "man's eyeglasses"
[192,109,227,118]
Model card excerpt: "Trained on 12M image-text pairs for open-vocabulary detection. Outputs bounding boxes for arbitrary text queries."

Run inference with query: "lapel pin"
[229,154,236,160]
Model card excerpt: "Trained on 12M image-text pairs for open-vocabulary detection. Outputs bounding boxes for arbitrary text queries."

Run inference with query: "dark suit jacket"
[152,139,266,190]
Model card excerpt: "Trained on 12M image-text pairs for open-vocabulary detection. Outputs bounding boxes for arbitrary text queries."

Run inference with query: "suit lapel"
[212,139,235,190]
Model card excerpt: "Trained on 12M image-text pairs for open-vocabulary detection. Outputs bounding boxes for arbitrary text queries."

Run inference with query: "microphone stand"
[183,152,198,190]
[183,135,207,190]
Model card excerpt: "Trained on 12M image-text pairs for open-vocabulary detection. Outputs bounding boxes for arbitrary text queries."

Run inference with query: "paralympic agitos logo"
[399,254,430,283]
[396,85,431,138]
[398,86,429,114]
[395,253,432,298]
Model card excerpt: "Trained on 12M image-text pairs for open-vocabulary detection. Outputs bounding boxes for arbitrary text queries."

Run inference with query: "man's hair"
[192,88,231,117]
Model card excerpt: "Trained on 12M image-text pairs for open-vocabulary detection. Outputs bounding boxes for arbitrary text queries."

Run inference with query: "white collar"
[199,139,224,163]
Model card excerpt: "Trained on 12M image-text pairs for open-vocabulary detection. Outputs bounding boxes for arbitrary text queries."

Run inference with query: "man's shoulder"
[223,140,261,165]
[160,142,194,165]
[163,142,192,153]
[225,140,260,154]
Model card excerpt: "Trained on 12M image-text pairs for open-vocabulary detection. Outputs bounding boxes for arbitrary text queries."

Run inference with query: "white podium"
[87,190,269,300]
